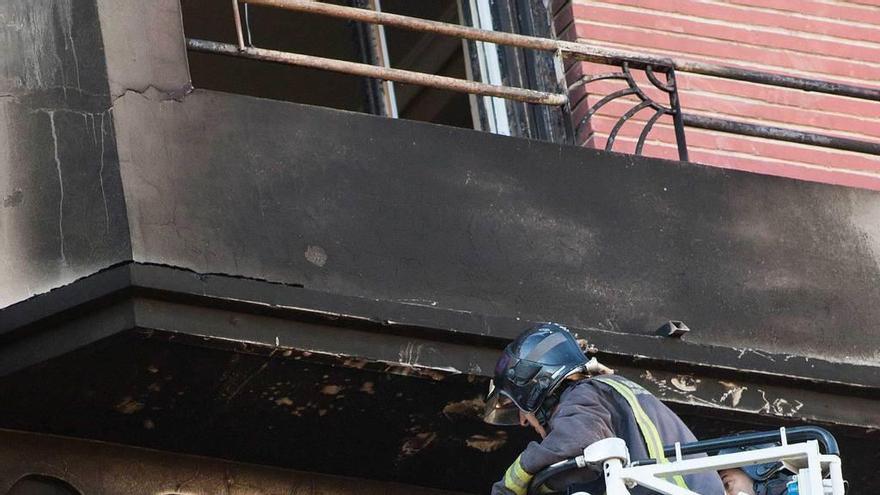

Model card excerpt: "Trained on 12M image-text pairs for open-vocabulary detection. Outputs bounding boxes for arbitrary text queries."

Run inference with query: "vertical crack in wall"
[60,2,81,91]
[99,111,109,233]
[47,110,66,264]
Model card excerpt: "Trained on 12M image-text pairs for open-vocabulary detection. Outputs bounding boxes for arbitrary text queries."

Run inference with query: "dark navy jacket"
[492,375,724,495]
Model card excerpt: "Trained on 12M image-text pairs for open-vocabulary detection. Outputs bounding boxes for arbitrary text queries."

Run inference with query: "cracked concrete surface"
[96,0,192,100]
[0,0,134,308]
[0,0,203,308]
[46,110,66,264]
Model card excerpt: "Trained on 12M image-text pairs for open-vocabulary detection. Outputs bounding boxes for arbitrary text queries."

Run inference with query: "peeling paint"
[398,342,423,366]
[755,390,805,417]
[304,245,327,267]
[644,369,813,421]
[719,381,746,407]
[343,358,367,369]
[320,385,342,395]
[114,397,144,414]
[735,347,777,362]
[399,432,437,458]
[670,375,699,393]
[641,370,668,392]
[442,397,485,418]
[465,431,507,452]
[384,364,453,381]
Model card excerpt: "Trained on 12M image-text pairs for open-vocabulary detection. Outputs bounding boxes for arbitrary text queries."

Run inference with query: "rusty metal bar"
[563,45,878,102]
[241,0,673,70]
[673,60,880,102]
[186,39,569,105]
[682,113,880,155]
[558,41,676,71]
[231,0,246,50]
[243,0,559,52]
[241,0,880,104]
[667,69,689,162]
[214,0,880,158]
[242,0,675,72]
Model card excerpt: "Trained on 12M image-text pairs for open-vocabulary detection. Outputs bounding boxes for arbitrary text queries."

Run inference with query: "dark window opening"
[381,0,472,128]
[180,0,473,129]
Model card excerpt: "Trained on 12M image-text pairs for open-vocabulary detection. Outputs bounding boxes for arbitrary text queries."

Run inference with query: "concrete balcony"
[1,0,879,491]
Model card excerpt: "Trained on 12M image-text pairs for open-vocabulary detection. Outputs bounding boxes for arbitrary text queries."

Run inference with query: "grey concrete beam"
[0,428,466,495]
[2,263,878,429]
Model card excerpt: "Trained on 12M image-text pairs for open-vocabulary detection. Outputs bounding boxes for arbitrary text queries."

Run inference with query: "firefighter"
[484,322,724,495]
[719,444,795,495]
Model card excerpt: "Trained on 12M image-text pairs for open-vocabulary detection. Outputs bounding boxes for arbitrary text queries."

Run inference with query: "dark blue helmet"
[484,323,589,426]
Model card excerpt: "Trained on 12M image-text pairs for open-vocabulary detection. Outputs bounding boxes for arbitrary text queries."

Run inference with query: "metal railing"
[186,0,880,162]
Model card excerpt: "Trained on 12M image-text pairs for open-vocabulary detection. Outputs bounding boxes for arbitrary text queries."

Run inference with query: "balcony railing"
[186,0,880,162]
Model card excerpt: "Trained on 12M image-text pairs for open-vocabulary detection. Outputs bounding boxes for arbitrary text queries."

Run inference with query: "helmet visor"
[483,382,522,426]
[742,462,785,481]
[719,443,785,481]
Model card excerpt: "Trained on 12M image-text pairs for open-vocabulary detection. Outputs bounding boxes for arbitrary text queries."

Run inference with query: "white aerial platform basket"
[528,427,845,495]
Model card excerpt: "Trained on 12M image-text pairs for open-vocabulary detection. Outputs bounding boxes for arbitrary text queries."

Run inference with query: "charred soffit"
[0,327,877,493]
[2,262,878,426]
[0,263,880,492]
[0,331,523,493]
[0,262,879,492]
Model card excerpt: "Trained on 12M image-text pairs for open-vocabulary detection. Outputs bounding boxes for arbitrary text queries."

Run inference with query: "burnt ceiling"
[0,327,876,494]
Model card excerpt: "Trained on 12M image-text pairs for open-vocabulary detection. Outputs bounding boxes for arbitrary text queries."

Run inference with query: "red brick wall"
[553,0,880,190]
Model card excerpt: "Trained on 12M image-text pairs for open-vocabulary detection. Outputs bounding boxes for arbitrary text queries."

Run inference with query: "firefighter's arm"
[491,386,614,495]
[521,388,615,471]
[490,454,534,495]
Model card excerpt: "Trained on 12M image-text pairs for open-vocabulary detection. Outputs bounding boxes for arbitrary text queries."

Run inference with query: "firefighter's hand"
[585,357,614,375]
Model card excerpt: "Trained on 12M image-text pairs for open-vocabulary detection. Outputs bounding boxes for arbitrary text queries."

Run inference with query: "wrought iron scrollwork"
[570,62,688,161]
